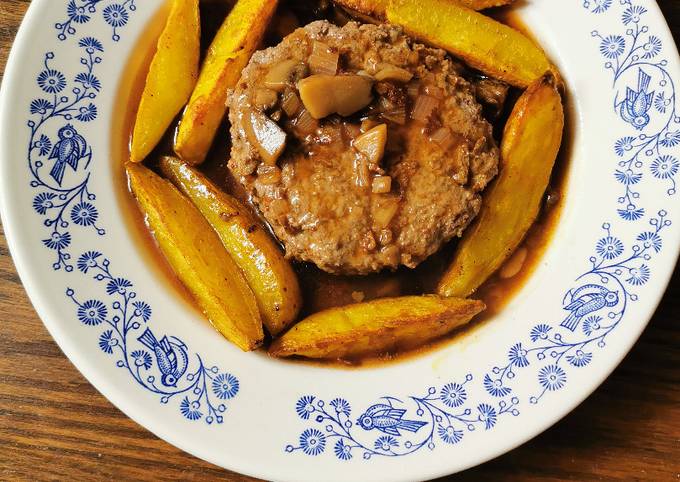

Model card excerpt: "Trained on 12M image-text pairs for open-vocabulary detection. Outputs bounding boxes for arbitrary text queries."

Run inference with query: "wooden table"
[1,1,678,480]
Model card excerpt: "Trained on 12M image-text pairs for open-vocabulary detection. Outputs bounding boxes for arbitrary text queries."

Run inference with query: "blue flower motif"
[567,350,593,368]
[596,236,624,260]
[78,299,107,326]
[30,99,53,116]
[296,395,316,419]
[637,232,662,253]
[622,5,647,25]
[600,35,625,59]
[582,315,602,336]
[132,301,152,322]
[477,404,497,430]
[586,0,611,14]
[105,277,133,295]
[33,134,52,157]
[650,155,679,180]
[626,264,650,286]
[180,397,203,420]
[37,69,66,94]
[654,92,670,114]
[614,136,635,157]
[530,324,551,342]
[70,202,98,226]
[642,35,662,59]
[212,373,239,399]
[660,131,680,148]
[618,206,645,221]
[67,0,90,23]
[103,4,129,28]
[79,37,104,52]
[77,250,102,272]
[98,330,117,354]
[299,429,325,456]
[437,425,464,444]
[43,231,71,250]
[538,365,567,391]
[334,439,352,460]
[508,343,529,367]
[75,73,102,91]
[330,398,351,416]
[614,169,641,185]
[484,374,512,398]
[76,103,98,122]
[32,192,57,215]
[374,435,399,451]
[439,382,467,408]
[131,350,153,370]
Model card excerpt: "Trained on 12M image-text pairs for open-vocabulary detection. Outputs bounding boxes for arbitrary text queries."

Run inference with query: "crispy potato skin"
[269,296,485,360]
[174,0,278,165]
[159,157,302,336]
[386,0,550,87]
[130,0,200,163]
[126,163,263,351]
[438,75,564,298]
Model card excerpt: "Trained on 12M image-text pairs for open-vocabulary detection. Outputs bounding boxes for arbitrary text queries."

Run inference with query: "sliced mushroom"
[298,74,374,119]
[375,64,414,83]
[353,123,387,165]
[244,109,287,166]
[264,60,306,92]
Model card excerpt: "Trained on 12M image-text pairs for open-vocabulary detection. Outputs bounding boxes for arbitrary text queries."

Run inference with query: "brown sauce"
[113,1,571,367]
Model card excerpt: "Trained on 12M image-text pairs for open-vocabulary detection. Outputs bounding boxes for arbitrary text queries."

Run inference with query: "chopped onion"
[382,107,407,125]
[254,88,278,110]
[411,95,438,122]
[407,82,421,98]
[295,108,317,135]
[257,164,282,185]
[282,89,302,117]
[424,85,444,99]
[309,41,338,76]
[371,175,392,194]
[371,195,400,228]
[354,155,371,189]
[430,127,455,150]
[375,65,414,83]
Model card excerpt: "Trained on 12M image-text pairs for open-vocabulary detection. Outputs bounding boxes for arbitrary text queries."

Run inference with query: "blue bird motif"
[357,404,427,436]
[560,284,619,332]
[618,69,655,130]
[137,328,189,387]
[48,124,90,185]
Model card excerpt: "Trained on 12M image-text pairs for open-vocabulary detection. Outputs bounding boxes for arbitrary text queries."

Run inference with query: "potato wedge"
[159,156,302,336]
[438,74,564,298]
[130,0,200,163]
[174,0,278,165]
[334,0,513,19]
[126,163,263,351]
[386,0,550,87]
[269,296,485,360]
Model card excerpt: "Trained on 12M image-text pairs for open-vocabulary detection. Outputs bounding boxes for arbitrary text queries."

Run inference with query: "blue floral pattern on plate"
[56,0,136,41]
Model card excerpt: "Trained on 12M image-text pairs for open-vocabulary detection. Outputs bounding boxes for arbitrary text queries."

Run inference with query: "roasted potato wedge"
[126,163,263,351]
[269,296,485,360]
[335,0,513,19]
[174,0,278,165]
[130,0,200,163]
[159,156,302,336]
[386,0,551,87]
[438,74,564,298]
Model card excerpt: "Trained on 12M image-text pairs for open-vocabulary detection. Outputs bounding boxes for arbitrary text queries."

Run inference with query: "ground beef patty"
[229,21,499,275]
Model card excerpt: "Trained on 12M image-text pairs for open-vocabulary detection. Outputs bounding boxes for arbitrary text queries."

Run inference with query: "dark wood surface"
[1,1,678,480]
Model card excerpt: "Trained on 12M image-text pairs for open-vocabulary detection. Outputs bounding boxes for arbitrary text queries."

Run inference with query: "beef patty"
[229,21,499,275]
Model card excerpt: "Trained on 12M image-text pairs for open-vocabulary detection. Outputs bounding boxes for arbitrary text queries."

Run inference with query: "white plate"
[1,1,679,480]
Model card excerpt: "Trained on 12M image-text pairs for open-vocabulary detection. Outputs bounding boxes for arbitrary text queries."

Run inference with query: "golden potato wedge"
[126,163,263,351]
[269,296,485,360]
[335,0,513,19]
[159,156,302,336]
[386,0,550,87]
[438,74,564,298]
[174,0,278,165]
[130,0,200,163]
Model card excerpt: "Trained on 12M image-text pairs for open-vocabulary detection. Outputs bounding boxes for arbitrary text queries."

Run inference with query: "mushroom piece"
[298,74,374,119]
[264,59,306,92]
[244,109,287,166]
[353,123,387,165]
